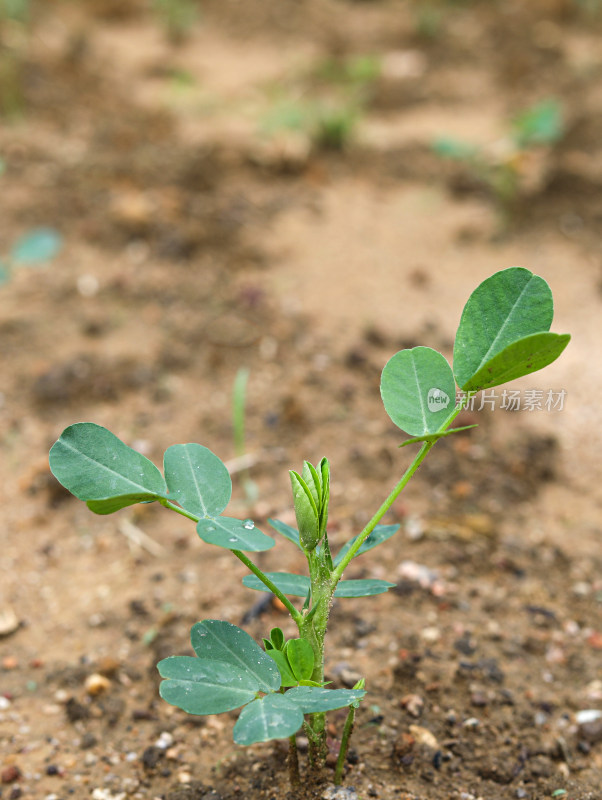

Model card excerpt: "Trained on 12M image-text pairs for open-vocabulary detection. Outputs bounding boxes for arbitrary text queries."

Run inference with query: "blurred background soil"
[0,2,601,799]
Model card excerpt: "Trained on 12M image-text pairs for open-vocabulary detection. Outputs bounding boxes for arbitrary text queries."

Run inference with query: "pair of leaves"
[266,637,316,687]
[242,571,395,598]
[381,268,570,437]
[158,620,366,745]
[49,424,274,552]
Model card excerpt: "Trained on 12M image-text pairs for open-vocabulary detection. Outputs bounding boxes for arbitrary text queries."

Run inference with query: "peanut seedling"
[49,267,569,787]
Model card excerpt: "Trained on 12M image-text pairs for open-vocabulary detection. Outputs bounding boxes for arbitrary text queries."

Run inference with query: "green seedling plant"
[151,0,198,43]
[49,268,569,788]
[232,366,259,505]
[0,227,62,284]
[432,99,564,221]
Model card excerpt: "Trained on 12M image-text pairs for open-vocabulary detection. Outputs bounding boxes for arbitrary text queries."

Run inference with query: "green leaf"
[334,524,399,566]
[190,620,280,693]
[285,686,366,713]
[461,331,571,391]
[233,693,304,745]
[164,443,231,518]
[157,656,258,714]
[267,649,297,687]
[242,572,310,597]
[285,639,315,683]
[512,99,564,148]
[453,267,554,391]
[334,579,396,598]
[290,470,320,550]
[87,493,165,515]
[197,517,274,552]
[381,347,456,436]
[432,136,479,161]
[49,423,167,512]
[11,228,62,265]
[302,461,322,508]
[267,518,302,549]
[269,628,285,651]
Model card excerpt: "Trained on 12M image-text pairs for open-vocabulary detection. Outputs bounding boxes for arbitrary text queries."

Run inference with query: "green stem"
[334,703,357,785]
[161,499,303,625]
[234,550,303,625]
[332,405,463,583]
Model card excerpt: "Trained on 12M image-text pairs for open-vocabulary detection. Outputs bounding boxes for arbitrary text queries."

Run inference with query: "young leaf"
[49,423,167,512]
[290,470,321,550]
[285,686,367,713]
[11,228,62,265]
[164,443,231,518]
[459,331,571,392]
[242,572,310,597]
[453,267,555,391]
[334,579,396,598]
[269,628,285,651]
[233,693,304,745]
[197,517,274,552]
[157,656,258,714]
[267,518,302,549]
[381,347,456,436]
[334,524,399,566]
[285,639,315,683]
[190,620,280,693]
[267,649,298,687]
[302,461,322,508]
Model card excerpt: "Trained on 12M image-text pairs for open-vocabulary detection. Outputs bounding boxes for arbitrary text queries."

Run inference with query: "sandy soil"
[0,2,601,799]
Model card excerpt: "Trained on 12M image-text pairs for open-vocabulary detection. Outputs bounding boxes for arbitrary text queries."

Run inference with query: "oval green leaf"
[460,331,571,392]
[49,423,167,512]
[453,267,554,391]
[334,579,396,598]
[190,620,280,693]
[242,572,310,597]
[157,656,258,715]
[164,443,231,518]
[267,649,297,687]
[11,228,62,265]
[334,524,399,567]
[285,686,366,713]
[197,517,274,552]
[285,639,315,683]
[233,693,304,745]
[381,347,456,436]
[267,518,302,549]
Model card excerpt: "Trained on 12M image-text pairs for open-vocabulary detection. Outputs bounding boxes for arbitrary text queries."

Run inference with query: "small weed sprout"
[49,268,569,788]
[0,227,62,285]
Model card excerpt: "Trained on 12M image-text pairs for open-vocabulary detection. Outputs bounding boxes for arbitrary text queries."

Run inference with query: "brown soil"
[1,2,601,799]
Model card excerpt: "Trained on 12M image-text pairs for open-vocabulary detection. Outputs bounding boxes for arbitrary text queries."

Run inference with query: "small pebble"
[85,673,111,696]
[322,786,359,800]
[408,724,439,749]
[1,765,21,784]
[0,696,11,710]
[154,731,174,749]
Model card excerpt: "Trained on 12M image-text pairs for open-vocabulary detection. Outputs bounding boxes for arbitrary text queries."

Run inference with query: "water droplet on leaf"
[243,519,255,530]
